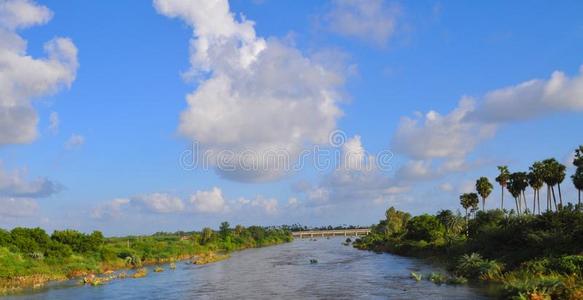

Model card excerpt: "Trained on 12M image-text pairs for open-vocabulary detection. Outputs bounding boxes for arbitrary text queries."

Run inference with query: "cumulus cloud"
[393,98,497,161]
[91,198,130,220]
[320,0,400,47]
[133,193,184,213]
[468,67,583,123]
[154,0,345,182]
[64,134,84,150]
[0,0,78,146]
[298,135,407,206]
[0,163,62,198]
[237,195,278,215]
[391,66,583,182]
[189,187,228,213]
[0,197,38,217]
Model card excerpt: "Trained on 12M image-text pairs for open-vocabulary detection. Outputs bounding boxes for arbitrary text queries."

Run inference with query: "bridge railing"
[291,229,370,238]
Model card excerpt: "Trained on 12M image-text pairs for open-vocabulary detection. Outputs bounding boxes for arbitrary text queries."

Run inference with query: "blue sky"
[1,0,582,235]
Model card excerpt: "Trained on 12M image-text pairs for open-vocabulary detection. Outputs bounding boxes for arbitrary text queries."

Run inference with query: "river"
[6,238,492,299]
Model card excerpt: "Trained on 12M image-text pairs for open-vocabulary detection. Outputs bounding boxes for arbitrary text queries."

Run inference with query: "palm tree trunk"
[537,189,541,214]
[547,184,551,211]
[533,189,536,215]
[501,186,504,210]
[557,183,563,209]
[551,186,559,210]
[515,197,520,215]
[578,189,581,206]
[522,191,528,214]
[482,197,485,211]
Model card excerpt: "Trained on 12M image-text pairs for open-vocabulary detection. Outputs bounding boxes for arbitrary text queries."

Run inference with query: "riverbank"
[353,206,583,299]
[0,224,292,295]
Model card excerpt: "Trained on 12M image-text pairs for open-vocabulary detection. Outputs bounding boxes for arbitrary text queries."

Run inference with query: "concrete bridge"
[291,229,370,239]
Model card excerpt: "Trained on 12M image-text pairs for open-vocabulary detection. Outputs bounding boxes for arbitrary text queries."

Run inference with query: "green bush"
[404,214,445,242]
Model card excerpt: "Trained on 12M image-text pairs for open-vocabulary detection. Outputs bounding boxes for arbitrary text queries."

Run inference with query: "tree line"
[460,145,583,220]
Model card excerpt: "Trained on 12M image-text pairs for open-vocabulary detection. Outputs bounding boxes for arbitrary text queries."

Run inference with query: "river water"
[7,238,492,299]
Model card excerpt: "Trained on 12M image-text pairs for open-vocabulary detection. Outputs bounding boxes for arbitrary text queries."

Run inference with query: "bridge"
[291,229,371,238]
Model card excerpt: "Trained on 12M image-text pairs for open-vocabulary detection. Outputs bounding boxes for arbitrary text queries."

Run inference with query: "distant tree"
[234,225,245,236]
[475,177,493,211]
[383,207,411,237]
[495,166,510,209]
[404,214,444,242]
[542,159,566,210]
[528,162,545,214]
[508,172,528,215]
[201,227,213,245]
[219,221,231,239]
[573,145,583,168]
[460,193,479,231]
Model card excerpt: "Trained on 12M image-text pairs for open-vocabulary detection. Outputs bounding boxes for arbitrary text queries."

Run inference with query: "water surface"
[7,238,491,299]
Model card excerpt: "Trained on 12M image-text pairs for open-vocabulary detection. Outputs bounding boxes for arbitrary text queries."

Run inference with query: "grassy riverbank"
[0,222,292,294]
[354,206,583,299]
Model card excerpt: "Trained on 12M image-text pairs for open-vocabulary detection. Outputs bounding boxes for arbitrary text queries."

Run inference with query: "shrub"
[404,214,445,242]
[455,253,503,280]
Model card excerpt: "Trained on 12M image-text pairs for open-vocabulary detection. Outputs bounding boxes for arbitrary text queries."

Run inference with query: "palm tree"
[572,168,583,206]
[475,177,493,211]
[528,162,544,214]
[508,172,528,215]
[495,166,510,210]
[460,193,479,236]
[573,145,583,168]
[542,159,558,211]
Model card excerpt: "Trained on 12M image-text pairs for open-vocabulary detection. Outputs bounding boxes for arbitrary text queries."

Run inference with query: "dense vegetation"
[355,146,583,299]
[0,222,291,294]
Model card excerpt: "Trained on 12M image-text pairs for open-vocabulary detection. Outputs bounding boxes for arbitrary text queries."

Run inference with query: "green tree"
[495,166,510,209]
[219,221,231,240]
[404,214,444,242]
[384,207,411,237]
[528,161,545,214]
[460,193,479,235]
[542,158,566,210]
[475,177,493,211]
[508,172,528,215]
[573,145,583,168]
[201,227,213,245]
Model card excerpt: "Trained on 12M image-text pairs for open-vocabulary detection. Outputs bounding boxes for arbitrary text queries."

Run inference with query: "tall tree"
[573,145,583,168]
[460,193,479,236]
[573,168,583,206]
[542,159,558,211]
[495,166,510,210]
[475,177,493,211]
[508,172,528,215]
[528,162,545,214]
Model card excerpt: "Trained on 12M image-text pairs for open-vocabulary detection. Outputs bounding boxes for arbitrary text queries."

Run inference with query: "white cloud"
[392,98,497,161]
[469,67,583,123]
[132,193,184,214]
[48,111,59,134]
[91,198,130,220]
[0,0,78,146]
[237,195,278,215]
[0,197,38,217]
[64,134,84,150]
[0,163,62,198]
[154,0,345,182]
[0,0,52,29]
[391,66,583,183]
[189,187,228,213]
[299,135,407,206]
[321,0,400,47]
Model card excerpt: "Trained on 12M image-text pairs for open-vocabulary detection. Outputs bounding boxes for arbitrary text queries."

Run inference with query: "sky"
[1,0,583,235]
